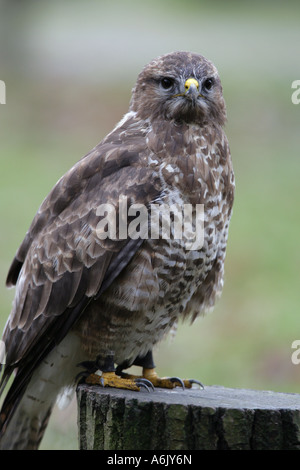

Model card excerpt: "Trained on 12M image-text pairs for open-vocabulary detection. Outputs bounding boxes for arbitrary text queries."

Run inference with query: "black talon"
[143,379,155,391]
[189,379,204,389]
[169,377,185,389]
[135,381,152,392]
[76,360,99,383]
[135,381,151,392]
[75,370,91,382]
[134,378,155,392]
[99,377,105,388]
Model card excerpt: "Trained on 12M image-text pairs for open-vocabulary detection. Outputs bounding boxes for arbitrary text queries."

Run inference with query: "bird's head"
[130,51,227,127]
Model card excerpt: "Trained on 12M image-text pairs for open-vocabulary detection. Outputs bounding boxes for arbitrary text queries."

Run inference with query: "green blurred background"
[0,0,299,450]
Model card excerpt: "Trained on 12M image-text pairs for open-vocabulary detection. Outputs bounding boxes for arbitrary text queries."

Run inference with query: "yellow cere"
[185,78,199,90]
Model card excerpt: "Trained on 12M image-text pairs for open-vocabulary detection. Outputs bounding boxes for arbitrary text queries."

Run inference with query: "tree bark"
[77,384,300,450]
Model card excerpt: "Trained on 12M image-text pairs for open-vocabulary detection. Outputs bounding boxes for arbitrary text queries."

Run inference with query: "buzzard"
[0,51,235,449]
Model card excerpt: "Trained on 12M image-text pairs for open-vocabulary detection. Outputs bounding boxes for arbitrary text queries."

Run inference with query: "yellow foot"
[121,368,204,390]
[85,371,154,392]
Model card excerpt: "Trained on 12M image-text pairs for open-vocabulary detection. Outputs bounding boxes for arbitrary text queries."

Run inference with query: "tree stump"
[77,384,300,450]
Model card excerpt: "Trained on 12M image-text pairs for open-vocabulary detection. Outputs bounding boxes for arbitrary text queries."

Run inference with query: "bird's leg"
[83,353,154,392]
[118,350,204,389]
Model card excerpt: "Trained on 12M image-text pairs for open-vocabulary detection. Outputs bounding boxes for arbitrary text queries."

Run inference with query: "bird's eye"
[160,77,174,90]
[203,78,214,91]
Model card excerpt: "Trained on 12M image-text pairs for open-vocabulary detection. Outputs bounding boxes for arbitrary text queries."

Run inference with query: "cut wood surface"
[77,384,300,450]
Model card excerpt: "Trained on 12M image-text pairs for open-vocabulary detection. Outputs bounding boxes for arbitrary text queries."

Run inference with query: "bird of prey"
[0,51,235,449]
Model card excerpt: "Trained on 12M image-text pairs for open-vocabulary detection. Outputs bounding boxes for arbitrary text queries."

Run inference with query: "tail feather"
[0,403,52,450]
[0,367,55,450]
[0,332,83,449]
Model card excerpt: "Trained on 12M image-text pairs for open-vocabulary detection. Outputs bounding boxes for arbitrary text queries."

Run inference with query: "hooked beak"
[171,77,205,105]
[184,78,200,104]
